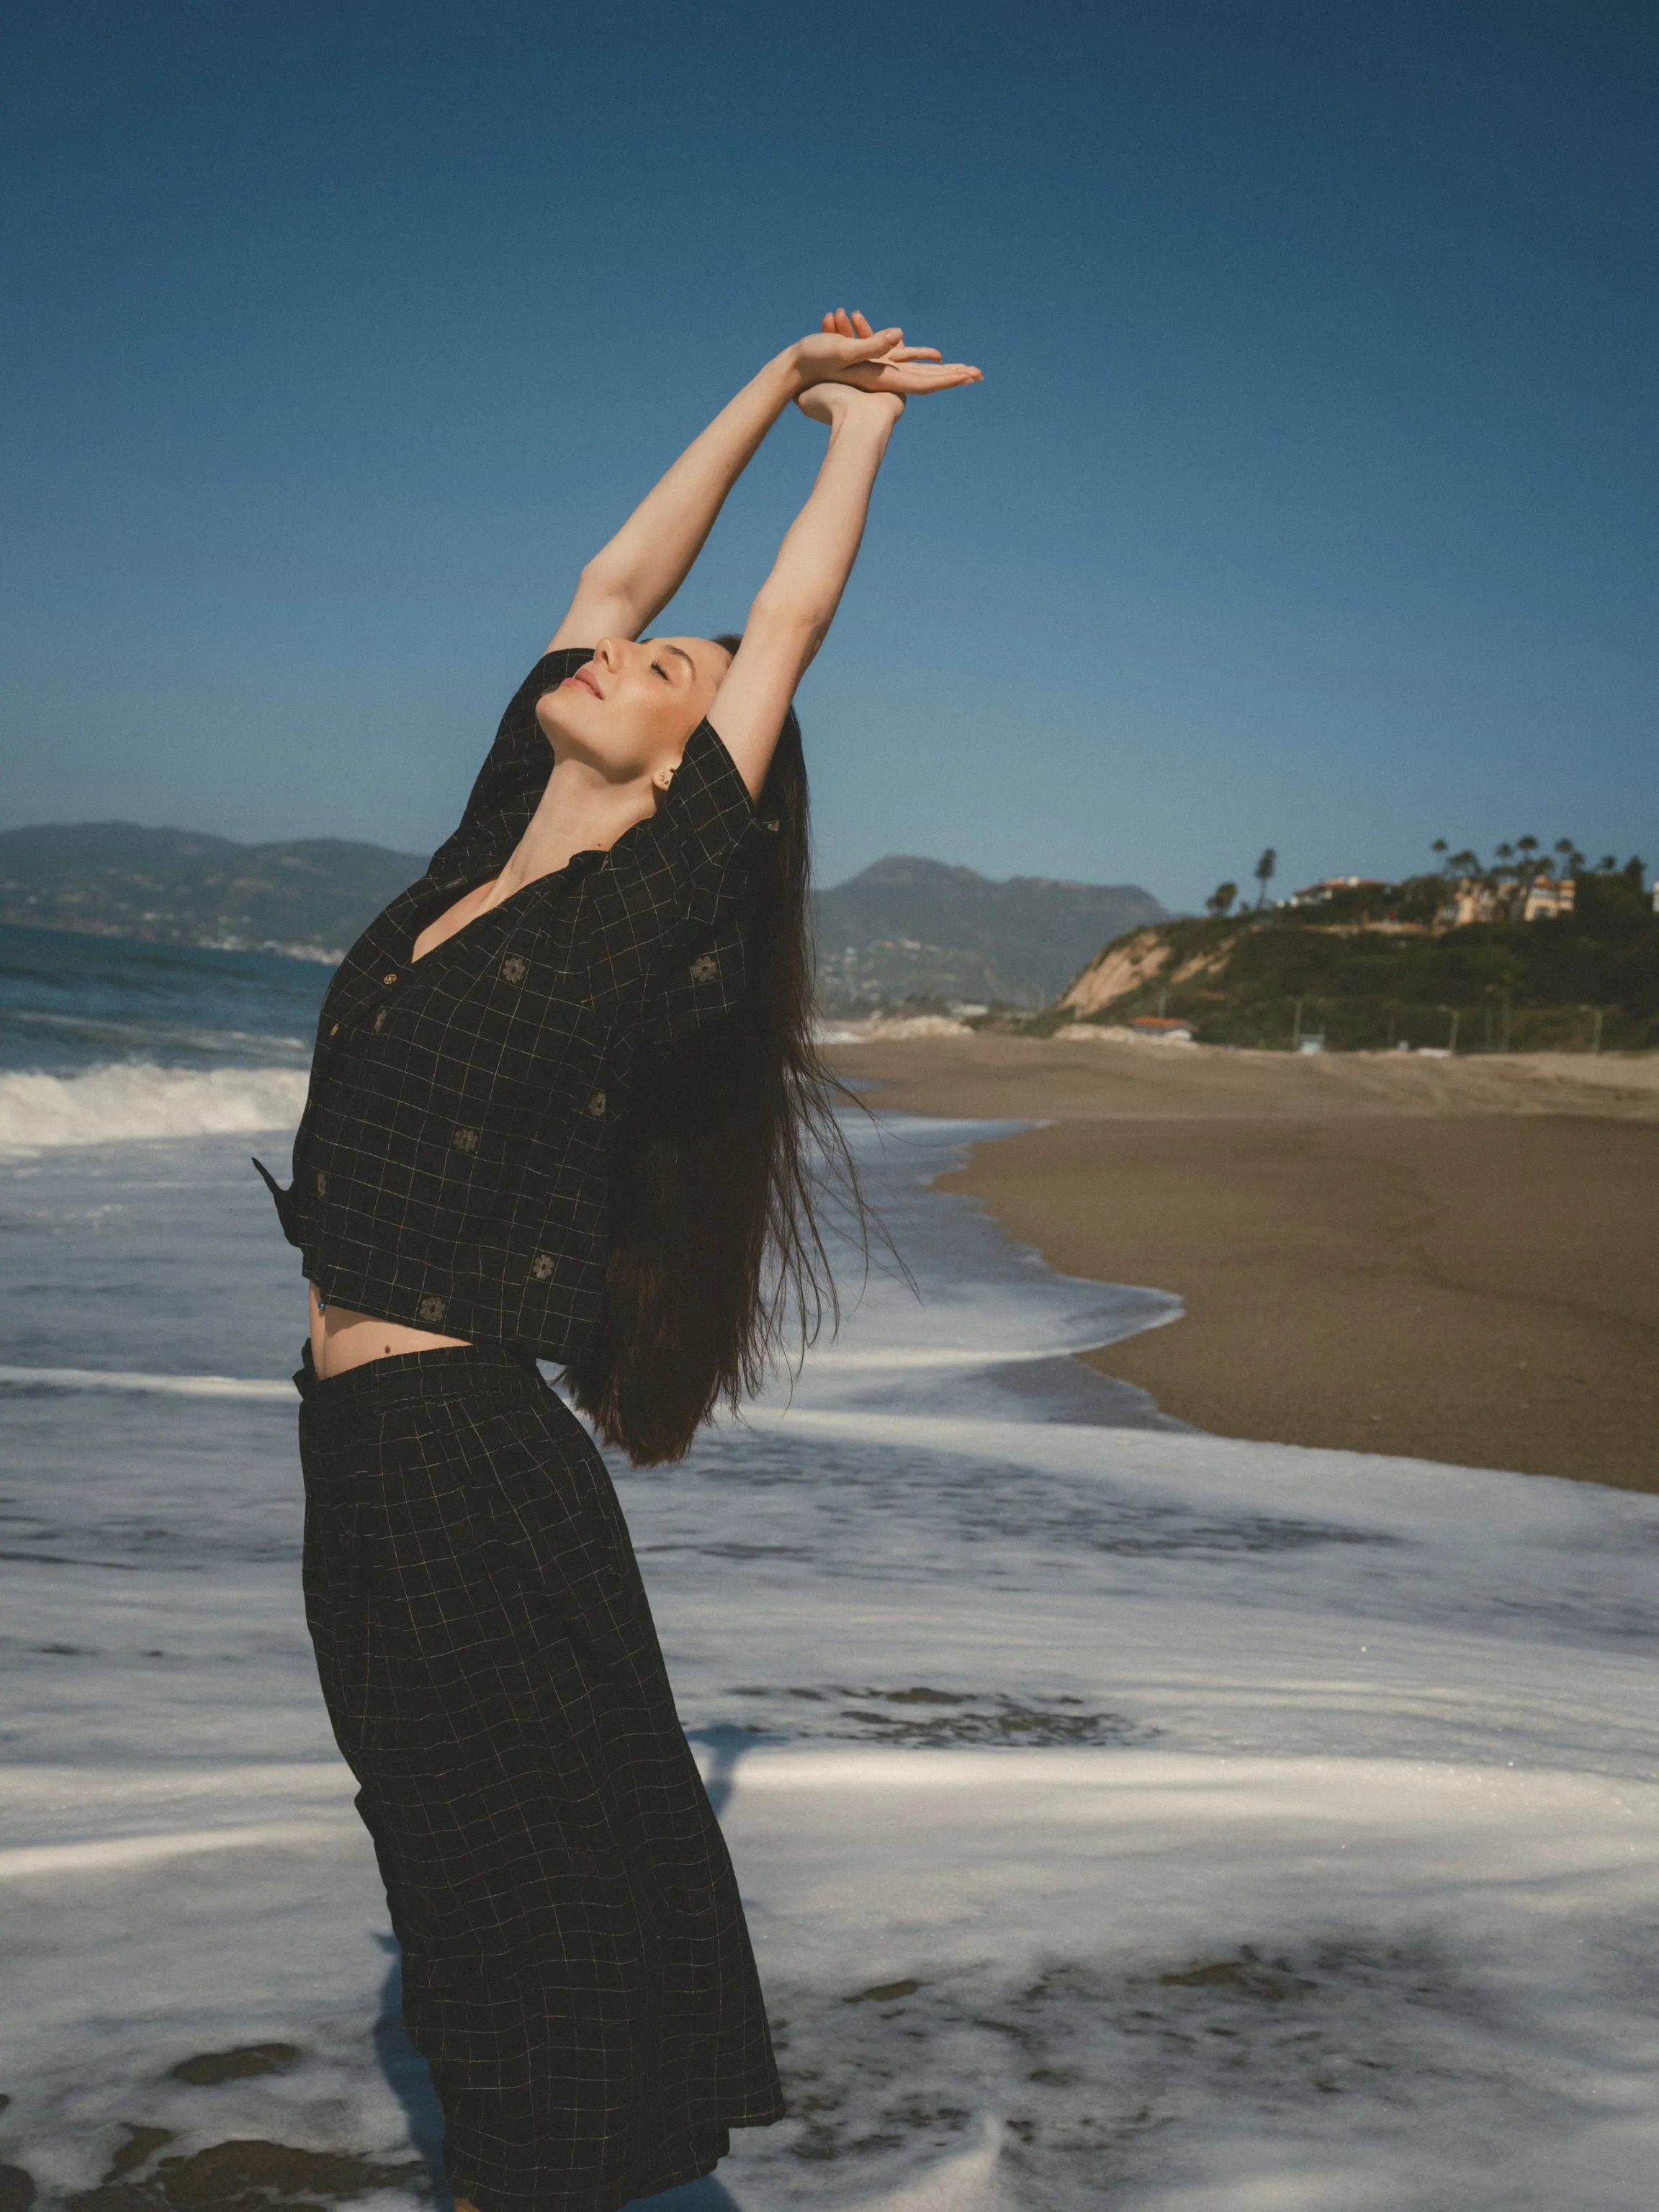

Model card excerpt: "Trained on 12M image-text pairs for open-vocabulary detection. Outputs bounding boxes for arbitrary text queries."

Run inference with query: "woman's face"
[536,634,731,783]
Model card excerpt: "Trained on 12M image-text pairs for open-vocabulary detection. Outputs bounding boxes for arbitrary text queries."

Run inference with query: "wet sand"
[828,1033,1659,1491]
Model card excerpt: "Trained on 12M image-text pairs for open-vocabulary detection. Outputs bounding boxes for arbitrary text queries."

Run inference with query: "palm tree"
[1487,841,1516,917]
[1254,848,1277,908]
[1513,833,1542,907]
[1205,881,1238,917]
[1431,837,1449,876]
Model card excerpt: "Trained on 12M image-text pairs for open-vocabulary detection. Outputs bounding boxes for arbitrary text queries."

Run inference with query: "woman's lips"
[562,670,601,698]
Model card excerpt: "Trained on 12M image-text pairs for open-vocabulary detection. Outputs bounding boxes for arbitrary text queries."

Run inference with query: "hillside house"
[1521,875,1576,921]
[1438,876,1575,927]
[1285,875,1388,907]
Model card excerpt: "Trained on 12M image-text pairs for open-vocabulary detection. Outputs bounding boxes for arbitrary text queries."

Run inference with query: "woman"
[257,311,980,2212]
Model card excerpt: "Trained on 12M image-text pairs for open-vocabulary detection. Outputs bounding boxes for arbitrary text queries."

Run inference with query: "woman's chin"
[534,696,579,745]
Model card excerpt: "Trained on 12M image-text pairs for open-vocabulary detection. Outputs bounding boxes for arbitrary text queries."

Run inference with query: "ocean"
[3,922,1658,2211]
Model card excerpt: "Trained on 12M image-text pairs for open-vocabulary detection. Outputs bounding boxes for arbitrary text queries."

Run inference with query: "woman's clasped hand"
[788,306,982,418]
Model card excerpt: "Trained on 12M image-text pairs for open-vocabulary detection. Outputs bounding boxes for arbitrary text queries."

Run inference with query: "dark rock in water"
[738,1681,1156,1748]
[104,2128,176,2183]
[1157,1946,1318,2002]
[836,1694,1147,1746]
[64,2131,430,2212]
[150,2139,428,2205]
[0,2162,37,2212]
[168,2045,301,2087]
[845,1979,922,2005]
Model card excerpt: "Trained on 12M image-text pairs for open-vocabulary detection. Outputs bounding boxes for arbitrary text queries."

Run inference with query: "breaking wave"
[0,1062,308,1154]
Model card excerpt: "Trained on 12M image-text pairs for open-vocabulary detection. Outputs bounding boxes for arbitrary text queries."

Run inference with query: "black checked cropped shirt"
[258,648,778,1358]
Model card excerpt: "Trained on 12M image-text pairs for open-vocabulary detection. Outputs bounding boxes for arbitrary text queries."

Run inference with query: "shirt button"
[689,953,719,984]
[453,1125,480,1154]
[585,1090,607,1119]
[329,1022,340,1036]
[382,972,398,985]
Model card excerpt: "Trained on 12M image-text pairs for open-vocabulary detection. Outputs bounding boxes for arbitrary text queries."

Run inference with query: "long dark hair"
[562,638,863,1465]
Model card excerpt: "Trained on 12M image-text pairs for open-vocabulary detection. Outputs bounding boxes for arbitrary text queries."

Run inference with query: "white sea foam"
[816,1015,972,1042]
[0,1061,307,1152]
[0,1364,294,1399]
[0,1820,356,1884]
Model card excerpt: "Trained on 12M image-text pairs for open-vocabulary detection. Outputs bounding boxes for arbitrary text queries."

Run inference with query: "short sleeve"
[426,648,592,883]
[579,716,781,1024]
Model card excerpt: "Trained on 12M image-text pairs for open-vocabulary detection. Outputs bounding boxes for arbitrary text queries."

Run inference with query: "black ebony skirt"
[295,1341,783,2212]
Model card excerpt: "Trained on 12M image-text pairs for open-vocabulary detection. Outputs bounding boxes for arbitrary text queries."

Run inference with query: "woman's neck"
[495,755,659,898]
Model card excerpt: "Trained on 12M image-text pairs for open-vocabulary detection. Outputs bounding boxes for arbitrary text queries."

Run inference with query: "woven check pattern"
[258,651,778,1358]
[297,1343,783,2212]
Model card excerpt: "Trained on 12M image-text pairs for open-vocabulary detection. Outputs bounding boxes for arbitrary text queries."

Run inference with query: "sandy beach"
[828,1031,1659,1491]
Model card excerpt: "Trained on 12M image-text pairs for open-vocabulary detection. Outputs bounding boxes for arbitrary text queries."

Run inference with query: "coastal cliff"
[1053,866,1659,1053]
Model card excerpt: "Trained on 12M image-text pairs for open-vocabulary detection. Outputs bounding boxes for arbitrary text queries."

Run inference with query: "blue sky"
[4,0,1654,908]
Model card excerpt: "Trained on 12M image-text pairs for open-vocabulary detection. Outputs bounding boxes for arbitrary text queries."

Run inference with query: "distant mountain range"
[0,822,428,962]
[0,823,1167,1007]
[814,855,1166,1011]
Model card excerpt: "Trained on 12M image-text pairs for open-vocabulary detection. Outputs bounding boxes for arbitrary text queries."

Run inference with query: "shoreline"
[828,1033,1659,1493]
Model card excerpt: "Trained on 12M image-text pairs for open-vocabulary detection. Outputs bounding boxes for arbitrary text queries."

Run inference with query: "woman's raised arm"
[710,359,977,801]
[549,313,979,652]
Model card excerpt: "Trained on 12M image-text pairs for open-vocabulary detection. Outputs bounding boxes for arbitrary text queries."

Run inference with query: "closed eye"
[651,660,670,680]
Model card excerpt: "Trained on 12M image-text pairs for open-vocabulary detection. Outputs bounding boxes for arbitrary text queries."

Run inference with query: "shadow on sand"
[372,1935,448,2193]
[687,1721,765,1820]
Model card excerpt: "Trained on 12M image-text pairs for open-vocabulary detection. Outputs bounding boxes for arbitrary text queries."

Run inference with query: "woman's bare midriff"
[307,1284,472,1379]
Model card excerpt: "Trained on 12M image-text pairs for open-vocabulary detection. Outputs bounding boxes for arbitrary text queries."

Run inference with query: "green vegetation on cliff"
[1053,863,1658,1053]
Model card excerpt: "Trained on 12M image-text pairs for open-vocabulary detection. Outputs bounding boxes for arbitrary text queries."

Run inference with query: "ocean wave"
[0,1364,295,1398]
[5,1007,311,1055]
[0,1062,308,1154]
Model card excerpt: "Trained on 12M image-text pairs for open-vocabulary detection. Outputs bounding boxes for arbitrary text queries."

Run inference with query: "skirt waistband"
[295,1337,547,1415]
